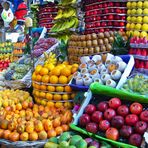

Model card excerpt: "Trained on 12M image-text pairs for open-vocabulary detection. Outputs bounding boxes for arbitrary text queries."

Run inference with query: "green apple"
[137,1,143,8]
[131,16,136,23]
[143,16,148,23]
[143,1,148,8]
[142,24,148,31]
[130,23,135,29]
[140,31,147,38]
[127,16,131,22]
[127,2,132,9]
[135,24,141,30]
[127,10,131,15]
[126,23,130,30]
[129,31,134,36]
[143,8,148,15]
[136,8,143,15]
[137,16,142,23]
[131,9,136,15]
[133,30,140,37]
[131,2,137,8]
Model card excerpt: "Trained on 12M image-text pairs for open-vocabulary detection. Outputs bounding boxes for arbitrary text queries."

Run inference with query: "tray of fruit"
[71,90,148,148]
[69,54,134,91]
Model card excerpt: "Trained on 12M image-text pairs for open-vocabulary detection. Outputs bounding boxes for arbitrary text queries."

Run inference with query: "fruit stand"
[0,0,147,148]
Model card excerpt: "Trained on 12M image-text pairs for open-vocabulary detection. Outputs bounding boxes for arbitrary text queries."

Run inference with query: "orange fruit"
[55,102,63,108]
[34,84,40,89]
[35,65,42,74]
[29,131,38,141]
[45,93,53,100]
[64,86,72,92]
[32,73,36,81]
[16,103,22,111]
[41,75,50,83]
[63,61,69,65]
[60,68,71,77]
[47,102,54,107]
[59,76,68,84]
[62,94,70,100]
[55,126,63,135]
[47,129,56,138]
[40,85,47,91]
[71,67,78,74]
[53,94,62,101]
[40,100,47,106]
[47,86,55,92]
[50,75,58,84]
[72,64,79,68]
[61,124,69,132]
[56,86,64,92]
[51,68,61,76]
[53,118,61,128]
[39,92,46,98]
[39,67,49,76]
[34,90,40,97]
[36,75,42,82]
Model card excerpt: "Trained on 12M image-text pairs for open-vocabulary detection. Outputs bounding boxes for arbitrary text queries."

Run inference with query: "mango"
[58,132,71,143]
[44,142,58,148]
[69,135,82,146]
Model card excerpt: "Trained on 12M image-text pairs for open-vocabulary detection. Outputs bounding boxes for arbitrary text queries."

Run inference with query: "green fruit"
[69,146,76,148]
[44,142,58,148]
[76,139,87,148]
[69,135,82,146]
[59,141,69,148]
[58,132,71,143]
[48,137,58,144]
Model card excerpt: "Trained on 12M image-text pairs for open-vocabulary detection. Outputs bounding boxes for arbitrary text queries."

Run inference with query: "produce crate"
[70,55,134,91]
[70,86,148,148]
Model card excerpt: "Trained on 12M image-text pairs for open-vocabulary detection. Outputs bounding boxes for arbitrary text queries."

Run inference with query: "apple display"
[120,125,133,138]
[85,104,96,115]
[86,122,98,134]
[125,114,139,126]
[104,108,116,121]
[111,116,124,129]
[99,120,110,131]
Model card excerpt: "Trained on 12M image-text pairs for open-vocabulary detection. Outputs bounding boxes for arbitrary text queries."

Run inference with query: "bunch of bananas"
[44,52,57,66]
[60,0,77,6]
[54,7,77,20]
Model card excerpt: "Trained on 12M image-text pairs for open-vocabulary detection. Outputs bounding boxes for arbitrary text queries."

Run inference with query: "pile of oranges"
[32,61,79,108]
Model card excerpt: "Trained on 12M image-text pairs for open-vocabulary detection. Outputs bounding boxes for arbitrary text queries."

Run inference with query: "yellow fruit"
[39,92,46,98]
[41,75,50,83]
[53,94,62,101]
[55,102,63,108]
[40,85,47,91]
[35,65,42,74]
[60,68,71,77]
[49,75,58,84]
[62,94,70,100]
[44,63,55,71]
[32,73,36,81]
[59,76,68,84]
[51,68,61,76]
[47,102,54,107]
[47,86,55,92]
[45,93,53,100]
[35,75,42,82]
[40,100,47,106]
[64,86,72,92]
[140,31,147,38]
[56,86,64,92]
[39,67,49,76]
[133,30,140,37]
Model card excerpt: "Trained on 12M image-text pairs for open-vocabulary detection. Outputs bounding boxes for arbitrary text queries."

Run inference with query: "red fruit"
[120,22,125,26]
[79,114,90,127]
[117,105,129,117]
[111,116,124,129]
[129,134,142,147]
[104,108,116,121]
[85,104,96,115]
[109,98,121,109]
[130,102,143,115]
[108,15,114,20]
[105,128,119,141]
[99,120,110,131]
[120,125,133,138]
[140,110,148,122]
[97,102,108,112]
[125,114,139,126]
[86,122,98,134]
[141,49,147,56]
[135,121,147,134]
[91,111,103,123]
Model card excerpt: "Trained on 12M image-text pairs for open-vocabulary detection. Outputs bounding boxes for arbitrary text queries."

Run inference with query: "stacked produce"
[44,132,112,148]
[32,52,78,108]
[39,3,57,31]
[84,0,127,34]
[126,1,148,38]
[32,38,57,57]
[78,97,148,147]
[0,42,13,53]
[0,90,72,141]
[71,53,128,89]
[68,32,114,63]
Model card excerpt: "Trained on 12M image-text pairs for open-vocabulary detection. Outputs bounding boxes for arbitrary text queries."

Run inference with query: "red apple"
[129,134,142,147]
[85,104,96,115]
[120,125,133,138]
[135,121,147,134]
[104,108,116,121]
[105,127,119,141]
[99,120,110,131]
[79,114,90,127]
[97,101,108,112]
[125,114,139,126]
[117,105,129,117]
[86,122,98,134]
[140,110,148,122]
[108,15,114,20]
[91,111,103,123]
[109,98,121,109]
[130,102,143,115]
[111,116,124,129]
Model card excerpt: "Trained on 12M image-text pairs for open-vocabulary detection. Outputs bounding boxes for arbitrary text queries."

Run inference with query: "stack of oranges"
[32,61,79,108]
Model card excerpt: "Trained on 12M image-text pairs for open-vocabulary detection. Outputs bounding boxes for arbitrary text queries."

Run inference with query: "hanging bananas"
[44,52,57,66]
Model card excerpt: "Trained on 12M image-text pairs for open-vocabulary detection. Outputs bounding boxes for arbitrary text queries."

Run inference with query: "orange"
[59,76,68,84]
[63,61,69,65]
[47,102,54,107]
[41,75,50,83]
[50,75,58,84]
[35,65,42,74]
[64,86,72,92]
[71,67,78,74]
[53,118,61,128]
[36,75,42,82]
[47,129,56,138]
[51,68,61,76]
[60,68,71,77]
[62,94,70,100]
[45,93,53,100]
[44,63,55,71]
[72,63,79,68]
[33,83,40,89]
[39,92,46,98]
[55,102,63,108]
[55,126,63,135]
[53,94,62,101]
[40,85,47,91]
[39,67,49,76]
[56,86,64,92]
[61,124,69,132]
[34,90,40,97]
[47,86,55,92]
[32,73,36,81]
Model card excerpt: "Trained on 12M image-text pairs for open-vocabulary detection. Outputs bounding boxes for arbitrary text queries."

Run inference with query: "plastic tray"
[69,55,134,91]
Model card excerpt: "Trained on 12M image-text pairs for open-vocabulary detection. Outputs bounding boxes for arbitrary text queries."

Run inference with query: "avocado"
[44,142,58,148]
[69,135,82,146]
[48,137,58,144]
[76,139,87,148]
[58,132,71,143]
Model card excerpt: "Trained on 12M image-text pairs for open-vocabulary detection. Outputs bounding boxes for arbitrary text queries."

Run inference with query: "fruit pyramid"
[126,1,148,38]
